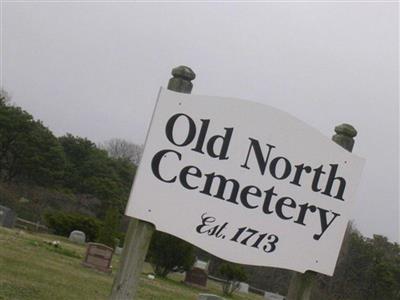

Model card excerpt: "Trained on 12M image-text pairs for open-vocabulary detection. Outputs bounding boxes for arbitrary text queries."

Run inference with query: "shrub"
[97,206,120,248]
[44,211,101,241]
[146,231,195,277]
[218,262,247,296]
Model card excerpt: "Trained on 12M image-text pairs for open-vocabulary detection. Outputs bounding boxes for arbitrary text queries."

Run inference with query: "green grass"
[0,227,265,300]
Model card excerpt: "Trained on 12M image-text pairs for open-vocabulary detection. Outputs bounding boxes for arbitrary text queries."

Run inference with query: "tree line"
[0,90,138,223]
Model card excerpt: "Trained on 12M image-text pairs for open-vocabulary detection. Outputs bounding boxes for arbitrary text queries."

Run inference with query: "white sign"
[126,88,364,276]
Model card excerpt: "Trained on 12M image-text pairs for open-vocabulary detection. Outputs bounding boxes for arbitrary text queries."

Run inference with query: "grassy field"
[0,227,265,300]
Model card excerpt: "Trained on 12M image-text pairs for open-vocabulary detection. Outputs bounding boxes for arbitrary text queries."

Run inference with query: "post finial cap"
[334,123,357,138]
[171,66,196,81]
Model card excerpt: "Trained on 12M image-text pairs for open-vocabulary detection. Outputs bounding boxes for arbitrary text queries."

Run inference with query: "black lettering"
[311,165,326,192]
[313,208,340,240]
[200,173,240,204]
[275,197,296,220]
[294,203,317,226]
[263,234,279,253]
[151,149,181,183]
[290,164,312,186]
[269,156,292,180]
[165,113,196,146]
[206,127,233,160]
[196,213,216,234]
[179,165,202,190]
[321,164,346,200]
[262,187,277,214]
[241,138,276,175]
[240,185,261,209]
[191,119,210,154]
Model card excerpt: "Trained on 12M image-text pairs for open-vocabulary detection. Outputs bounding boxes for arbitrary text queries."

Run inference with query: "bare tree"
[0,89,10,105]
[100,138,143,166]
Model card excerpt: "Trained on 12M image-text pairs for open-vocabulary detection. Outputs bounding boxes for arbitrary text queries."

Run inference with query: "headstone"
[238,282,249,293]
[0,205,16,228]
[69,230,86,244]
[185,259,209,287]
[115,246,123,255]
[198,294,224,300]
[264,291,286,300]
[82,243,113,273]
[194,259,208,270]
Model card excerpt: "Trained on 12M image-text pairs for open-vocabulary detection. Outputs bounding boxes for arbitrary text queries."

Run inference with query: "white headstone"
[198,294,224,300]
[115,246,123,255]
[238,282,249,293]
[69,230,86,244]
[194,259,208,271]
[264,291,285,300]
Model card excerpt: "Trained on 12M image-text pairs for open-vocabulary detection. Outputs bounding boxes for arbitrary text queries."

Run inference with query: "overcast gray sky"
[2,1,398,242]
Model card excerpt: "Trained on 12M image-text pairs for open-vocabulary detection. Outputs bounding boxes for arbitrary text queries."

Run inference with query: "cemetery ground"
[0,227,265,300]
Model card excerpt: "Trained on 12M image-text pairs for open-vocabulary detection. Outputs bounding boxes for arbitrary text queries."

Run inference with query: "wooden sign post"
[286,124,358,300]
[109,66,195,300]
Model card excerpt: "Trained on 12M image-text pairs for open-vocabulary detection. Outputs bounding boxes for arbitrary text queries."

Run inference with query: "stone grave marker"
[264,291,286,300]
[0,205,16,228]
[69,230,86,244]
[115,246,123,255]
[82,243,113,273]
[184,259,209,287]
[238,282,249,293]
[198,294,224,300]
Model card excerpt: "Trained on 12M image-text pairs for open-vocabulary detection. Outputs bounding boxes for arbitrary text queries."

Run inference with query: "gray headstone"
[0,205,16,228]
[69,230,86,244]
[264,291,285,300]
[115,246,123,255]
[238,282,249,293]
[198,294,224,300]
